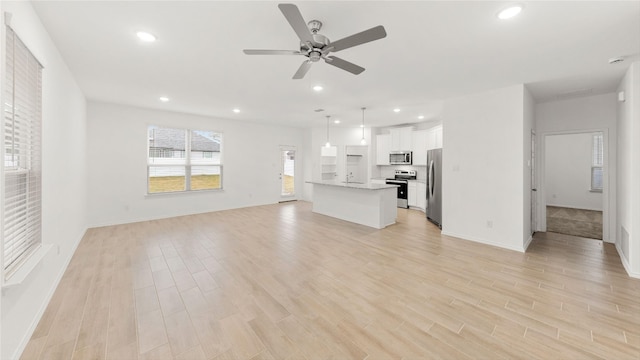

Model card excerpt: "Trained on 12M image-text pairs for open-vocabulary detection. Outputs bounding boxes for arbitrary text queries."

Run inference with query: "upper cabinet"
[376,125,442,166]
[411,130,428,166]
[376,134,390,165]
[389,127,413,151]
[411,125,443,166]
[426,125,443,150]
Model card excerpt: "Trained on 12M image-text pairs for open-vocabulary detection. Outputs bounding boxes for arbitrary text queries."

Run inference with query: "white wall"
[87,101,305,227]
[535,93,617,242]
[304,125,372,187]
[442,84,527,252]
[545,133,603,211]
[616,61,640,277]
[523,86,535,246]
[0,2,88,359]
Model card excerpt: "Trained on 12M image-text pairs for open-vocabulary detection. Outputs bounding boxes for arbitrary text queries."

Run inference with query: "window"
[2,26,43,278]
[591,133,603,192]
[147,126,222,193]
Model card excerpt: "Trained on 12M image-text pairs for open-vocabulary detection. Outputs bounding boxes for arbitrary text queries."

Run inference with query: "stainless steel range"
[385,170,417,208]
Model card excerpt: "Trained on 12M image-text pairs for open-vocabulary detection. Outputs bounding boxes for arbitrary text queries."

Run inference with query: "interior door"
[279,146,296,200]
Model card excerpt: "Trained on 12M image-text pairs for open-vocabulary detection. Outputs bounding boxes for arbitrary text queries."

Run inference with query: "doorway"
[542,131,605,240]
[279,146,296,200]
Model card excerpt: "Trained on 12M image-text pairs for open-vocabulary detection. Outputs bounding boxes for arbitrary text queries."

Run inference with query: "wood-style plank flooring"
[21,201,640,359]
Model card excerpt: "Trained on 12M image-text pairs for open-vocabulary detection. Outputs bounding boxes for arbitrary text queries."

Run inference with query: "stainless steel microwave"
[389,151,412,165]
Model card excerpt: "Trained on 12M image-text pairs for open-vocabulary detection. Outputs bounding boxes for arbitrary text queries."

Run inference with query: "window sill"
[145,188,224,198]
[590,189,603,193]
[2,244,53,290]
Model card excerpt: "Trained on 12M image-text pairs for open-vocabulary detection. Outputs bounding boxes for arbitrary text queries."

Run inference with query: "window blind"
[591,133,603,191]
[3,25,43,278]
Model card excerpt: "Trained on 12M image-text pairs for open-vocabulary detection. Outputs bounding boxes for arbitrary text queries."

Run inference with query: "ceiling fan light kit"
[243,3,387,79]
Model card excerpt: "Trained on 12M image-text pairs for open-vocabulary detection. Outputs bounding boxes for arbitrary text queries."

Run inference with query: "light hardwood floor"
[21,201,640,359]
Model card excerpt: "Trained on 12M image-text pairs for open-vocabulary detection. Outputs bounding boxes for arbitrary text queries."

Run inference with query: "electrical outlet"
[486,220,493,228]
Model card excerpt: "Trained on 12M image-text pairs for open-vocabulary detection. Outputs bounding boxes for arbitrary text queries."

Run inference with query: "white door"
[280,146,296,200]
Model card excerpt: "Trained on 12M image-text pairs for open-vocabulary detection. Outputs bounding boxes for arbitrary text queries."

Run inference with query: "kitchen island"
[307,181,398,229]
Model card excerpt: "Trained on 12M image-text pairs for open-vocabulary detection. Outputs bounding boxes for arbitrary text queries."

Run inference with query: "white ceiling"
[30,1,640,128]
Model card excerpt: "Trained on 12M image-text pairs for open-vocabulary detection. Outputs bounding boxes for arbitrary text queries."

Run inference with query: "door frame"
[279,145,297,202]
[537,129,611,242]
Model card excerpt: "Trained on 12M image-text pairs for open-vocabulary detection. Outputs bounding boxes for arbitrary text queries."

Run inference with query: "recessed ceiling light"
[334,119,340,124]
[312,85,323,92]
[360,124,365,128]
[159,96,169,102]
[497,5,523,20]
[393,108,401,113]
[136,31,157,42]
[233,108,241,113]
[418,115,425,120]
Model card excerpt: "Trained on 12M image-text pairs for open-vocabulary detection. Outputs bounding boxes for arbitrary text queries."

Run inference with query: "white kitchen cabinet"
[434,125,443,148]
[417,181,426,211]
[411,130,428,166]
[376,134,390,165]
[389,126,413,151]
[408,181,418,207]
[425,125,443,150]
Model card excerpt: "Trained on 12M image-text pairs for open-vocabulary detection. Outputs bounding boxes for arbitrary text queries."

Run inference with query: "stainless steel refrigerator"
[426,148,442,228]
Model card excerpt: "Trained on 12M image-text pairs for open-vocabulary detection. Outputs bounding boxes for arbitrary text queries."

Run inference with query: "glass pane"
[592,134,603,166]
[591,166,603,190]
[148,166,186,193]
[191,130,221,165]
[191,166,221,190]
[148,127,186,164]
[281,150,295,196]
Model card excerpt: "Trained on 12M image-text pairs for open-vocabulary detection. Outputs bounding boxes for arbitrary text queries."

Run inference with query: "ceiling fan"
[243,3,387,79]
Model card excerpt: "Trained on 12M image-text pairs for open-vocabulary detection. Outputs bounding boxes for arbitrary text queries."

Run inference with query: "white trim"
[10,227,87,360]
[441,230,526,253]
[616,242,640,279]
[1,244,52,289]
[538,128,611,243]
[523,234,534,251]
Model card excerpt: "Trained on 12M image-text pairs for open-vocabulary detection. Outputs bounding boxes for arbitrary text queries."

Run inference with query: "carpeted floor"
[546,206,603,240]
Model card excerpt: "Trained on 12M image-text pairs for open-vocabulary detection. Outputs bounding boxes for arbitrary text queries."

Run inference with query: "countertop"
[307,180,399,190]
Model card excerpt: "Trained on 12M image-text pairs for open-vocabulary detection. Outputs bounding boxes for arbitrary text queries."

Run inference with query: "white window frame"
[590,133,603,193]
[147,126,223,194]
[2,23,44,280]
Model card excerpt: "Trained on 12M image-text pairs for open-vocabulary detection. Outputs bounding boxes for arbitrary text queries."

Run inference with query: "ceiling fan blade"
[329,25,387,52]
[325,56,365,75]
[293,60,312,79]
[278,4,314,44]
[243,49,302,55]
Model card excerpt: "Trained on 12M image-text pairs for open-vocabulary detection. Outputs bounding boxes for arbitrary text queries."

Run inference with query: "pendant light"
[325,115,331,148]
[360,107,367,145]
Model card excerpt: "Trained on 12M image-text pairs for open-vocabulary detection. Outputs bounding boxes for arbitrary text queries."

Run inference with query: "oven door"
[385,179,409,208]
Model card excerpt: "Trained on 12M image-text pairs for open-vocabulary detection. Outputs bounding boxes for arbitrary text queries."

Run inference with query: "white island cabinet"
[308,181,398,229]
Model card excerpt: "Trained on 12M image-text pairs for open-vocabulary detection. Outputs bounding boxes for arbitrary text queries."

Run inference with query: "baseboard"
[441,230,525,253]
[12,226,88,360]
[523,233,534,251]
[616,242,640,279]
